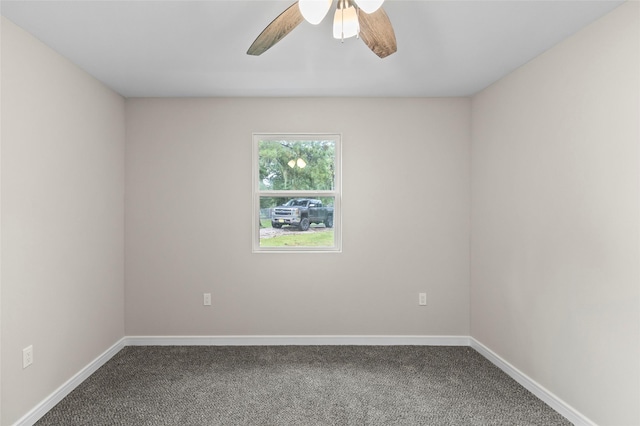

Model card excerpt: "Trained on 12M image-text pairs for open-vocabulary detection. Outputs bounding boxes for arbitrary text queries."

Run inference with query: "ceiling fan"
[247,0,397,59]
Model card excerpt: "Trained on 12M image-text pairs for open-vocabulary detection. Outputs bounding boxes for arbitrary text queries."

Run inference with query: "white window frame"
[252,133,342,253]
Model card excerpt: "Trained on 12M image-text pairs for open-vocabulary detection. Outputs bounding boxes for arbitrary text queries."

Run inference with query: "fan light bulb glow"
[299,0,333,25]
[354,0,384,14]
[333,5,359,40]
[288,158,307,168]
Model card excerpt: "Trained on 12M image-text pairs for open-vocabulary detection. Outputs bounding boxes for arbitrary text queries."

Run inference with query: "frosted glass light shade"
[299,0,333,25]
[333,6,359,39]
[354,0,384,14]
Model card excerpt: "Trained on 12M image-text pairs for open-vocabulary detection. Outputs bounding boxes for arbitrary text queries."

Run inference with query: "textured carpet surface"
[36,346,570,425]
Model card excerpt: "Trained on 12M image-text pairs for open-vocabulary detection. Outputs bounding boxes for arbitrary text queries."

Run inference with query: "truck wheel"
[272,223,282,229]
[299,218,310,231]
[324,215,334,228]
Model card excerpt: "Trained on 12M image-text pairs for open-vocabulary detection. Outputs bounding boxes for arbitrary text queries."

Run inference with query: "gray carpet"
[36,346,570,425]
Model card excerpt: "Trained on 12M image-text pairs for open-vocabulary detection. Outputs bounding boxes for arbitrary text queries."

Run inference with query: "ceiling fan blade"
[358,7,397,58]
[247,2,304,56]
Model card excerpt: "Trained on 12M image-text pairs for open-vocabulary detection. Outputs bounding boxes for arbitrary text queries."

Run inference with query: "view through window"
[253,134,341,252]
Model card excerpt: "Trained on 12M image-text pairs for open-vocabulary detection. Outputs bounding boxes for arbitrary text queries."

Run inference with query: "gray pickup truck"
[271,198,334,231]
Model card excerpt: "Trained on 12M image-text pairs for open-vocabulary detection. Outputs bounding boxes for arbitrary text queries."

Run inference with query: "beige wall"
[1,17,126,425]
[470,2,639,425]
[125,98,471,336]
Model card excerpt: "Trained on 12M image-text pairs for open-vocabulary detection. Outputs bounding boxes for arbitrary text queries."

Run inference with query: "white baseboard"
[469,338,596,426]
[15,335,588,426]
[125,335,471,346]
[13,337,126,426]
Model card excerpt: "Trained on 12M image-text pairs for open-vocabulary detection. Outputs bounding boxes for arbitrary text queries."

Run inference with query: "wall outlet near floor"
[203,293,212,306]
[419,292,427,306]
[23,345,34,369]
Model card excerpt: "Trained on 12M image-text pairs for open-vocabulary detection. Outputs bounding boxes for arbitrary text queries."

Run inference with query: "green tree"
[258,139,335,208]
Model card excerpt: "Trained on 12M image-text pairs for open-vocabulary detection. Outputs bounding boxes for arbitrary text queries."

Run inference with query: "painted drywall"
[470,2,639,425]
[1,17,126,425]
[125,98,470,337]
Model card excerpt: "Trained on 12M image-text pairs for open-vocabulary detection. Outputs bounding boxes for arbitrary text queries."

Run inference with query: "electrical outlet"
[419,293,427,306]
[203,293,212,306]
[23,345,33,369]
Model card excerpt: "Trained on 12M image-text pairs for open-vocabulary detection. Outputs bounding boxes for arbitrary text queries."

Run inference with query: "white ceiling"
[0,0,625,98]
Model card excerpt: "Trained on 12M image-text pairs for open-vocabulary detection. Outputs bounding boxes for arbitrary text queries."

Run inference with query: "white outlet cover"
[419,293,427,306]
[23,345,33,368]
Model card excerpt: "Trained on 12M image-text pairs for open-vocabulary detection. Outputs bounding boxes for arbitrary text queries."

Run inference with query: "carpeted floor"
[36,346,570,425]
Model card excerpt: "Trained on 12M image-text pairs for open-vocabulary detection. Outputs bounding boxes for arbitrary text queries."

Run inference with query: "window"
[253,134,341,252]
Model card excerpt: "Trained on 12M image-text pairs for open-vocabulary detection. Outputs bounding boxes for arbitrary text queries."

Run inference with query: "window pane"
[253,133,340,253]
[258,139,335,191]
[259,196,335,248]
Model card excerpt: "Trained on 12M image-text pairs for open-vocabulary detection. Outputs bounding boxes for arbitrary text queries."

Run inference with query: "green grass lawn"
[260,219,333,247]
[260,230,334,247]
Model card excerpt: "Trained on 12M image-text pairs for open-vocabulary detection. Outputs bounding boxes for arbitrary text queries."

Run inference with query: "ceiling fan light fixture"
[354,0,384,14]
[247,0,397,59]
[299,0,333,25]
[333,3,359,40]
